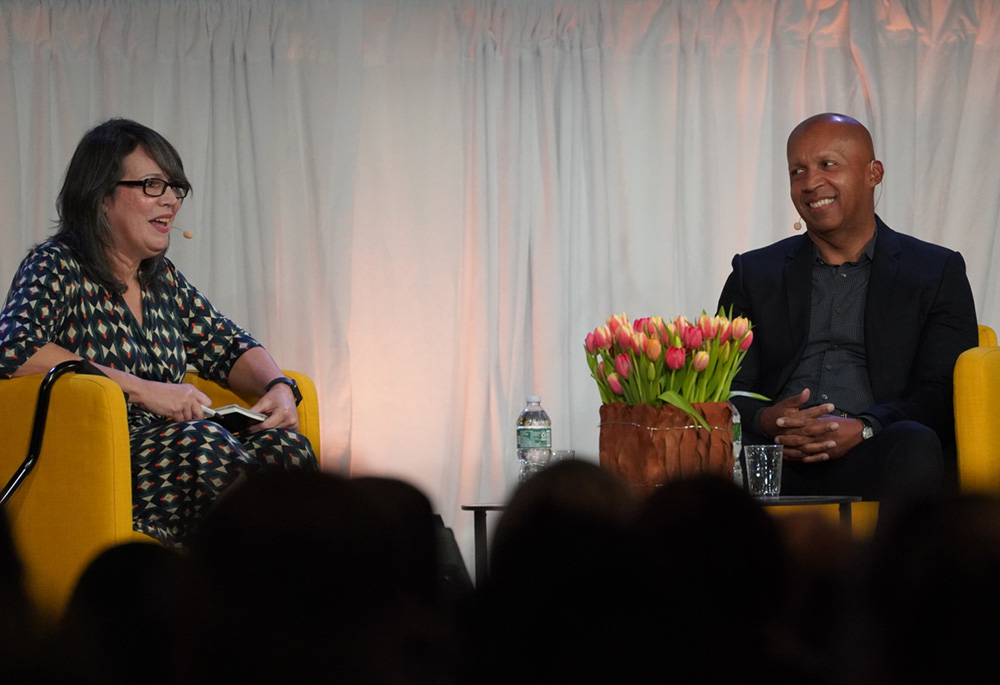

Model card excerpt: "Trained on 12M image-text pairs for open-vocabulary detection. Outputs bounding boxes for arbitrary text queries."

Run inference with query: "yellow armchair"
[0,367,320,620]
[954,324,999,492]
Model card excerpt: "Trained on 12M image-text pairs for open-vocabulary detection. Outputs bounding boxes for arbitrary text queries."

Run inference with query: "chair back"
[955,324,1000,492]
[978,324,996,346]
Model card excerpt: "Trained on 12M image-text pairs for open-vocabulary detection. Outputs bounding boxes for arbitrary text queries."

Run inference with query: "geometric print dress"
[0,240,318,546]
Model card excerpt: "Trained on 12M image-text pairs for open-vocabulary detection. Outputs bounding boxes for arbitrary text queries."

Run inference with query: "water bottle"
[516,396,552,482]
[731,402,744,489]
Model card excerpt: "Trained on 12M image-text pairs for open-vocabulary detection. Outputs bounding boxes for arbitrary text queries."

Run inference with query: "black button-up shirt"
[780,233,877,417]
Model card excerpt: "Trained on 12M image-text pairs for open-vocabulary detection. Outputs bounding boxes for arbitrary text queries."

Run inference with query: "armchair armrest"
[955,344,1000,491]
[0,372,138,618]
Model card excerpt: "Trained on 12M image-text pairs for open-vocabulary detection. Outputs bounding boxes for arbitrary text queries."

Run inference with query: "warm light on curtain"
[2,0,999,569]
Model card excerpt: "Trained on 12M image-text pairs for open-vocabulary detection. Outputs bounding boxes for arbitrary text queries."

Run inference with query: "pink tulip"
[636,316,662,338]
[649,316,667,338]
[692,350,710,372]
[615,324,635,352]
[593,325,613,350]
[608,372,624,395]
[634,331,648,354]
[643,336,662,362]
[718,320,732,345]
[730,316,750,341]
[665,345,686,371]
[597,360,607,379]
[615,353,632,379]
[697,313,718,341]
[740,329,754,351]
[607,313,628,334]
[585,332,597,354]
[662,323,677,347]
[680,325,703,350]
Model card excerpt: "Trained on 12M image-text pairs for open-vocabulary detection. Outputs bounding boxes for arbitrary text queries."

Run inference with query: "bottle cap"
[526,395,541,403]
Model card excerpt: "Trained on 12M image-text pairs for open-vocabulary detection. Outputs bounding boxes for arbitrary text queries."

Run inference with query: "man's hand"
[759,388,865,462]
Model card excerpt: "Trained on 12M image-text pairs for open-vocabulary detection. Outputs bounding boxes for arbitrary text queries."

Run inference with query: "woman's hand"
[227,347,301,432]
[14,346,213,422]
[131,379,213,422]
[248,383,300,431]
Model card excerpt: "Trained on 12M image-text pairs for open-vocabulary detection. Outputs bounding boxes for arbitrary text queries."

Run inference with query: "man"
[718,113,978,502]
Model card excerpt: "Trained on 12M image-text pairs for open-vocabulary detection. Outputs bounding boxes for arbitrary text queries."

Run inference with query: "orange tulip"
[643,336,662,362]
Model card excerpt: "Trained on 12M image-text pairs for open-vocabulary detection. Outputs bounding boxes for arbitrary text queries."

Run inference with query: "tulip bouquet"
[584,308,760,429]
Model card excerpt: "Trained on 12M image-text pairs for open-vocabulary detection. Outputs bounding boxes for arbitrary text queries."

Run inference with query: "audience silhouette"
[6,461,1000,683]
[853,492,1000,683]
[1,507,42,681]
[55,541,186,684]
[184,469,457,683]
[460,459,653,683]
[633,475,797,682]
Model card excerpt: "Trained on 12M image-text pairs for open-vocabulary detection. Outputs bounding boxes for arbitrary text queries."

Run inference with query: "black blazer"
[718,217,978,444]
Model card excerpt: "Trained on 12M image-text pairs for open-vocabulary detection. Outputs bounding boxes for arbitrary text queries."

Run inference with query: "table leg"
[838,502,853,532]
[474,509,488,587]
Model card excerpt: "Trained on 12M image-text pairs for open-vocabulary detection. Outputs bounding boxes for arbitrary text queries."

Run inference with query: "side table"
[463,494,863,587]
[756,495,862,530]
[460,503,504,587]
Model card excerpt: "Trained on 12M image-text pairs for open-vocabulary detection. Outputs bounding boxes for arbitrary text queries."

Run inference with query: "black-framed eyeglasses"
[116,178,189,199]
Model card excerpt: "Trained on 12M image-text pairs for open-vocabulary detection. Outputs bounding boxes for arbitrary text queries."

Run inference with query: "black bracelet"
[265,376,302,406]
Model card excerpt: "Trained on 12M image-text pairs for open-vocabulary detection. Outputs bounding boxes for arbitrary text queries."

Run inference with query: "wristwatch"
[265,376,302,406]
[859,417,874,441]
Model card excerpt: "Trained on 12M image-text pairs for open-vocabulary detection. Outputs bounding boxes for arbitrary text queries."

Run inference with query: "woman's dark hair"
[54,118,191,293]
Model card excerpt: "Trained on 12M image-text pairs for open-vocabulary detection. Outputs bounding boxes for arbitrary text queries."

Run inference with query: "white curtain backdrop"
[2,0,999,571]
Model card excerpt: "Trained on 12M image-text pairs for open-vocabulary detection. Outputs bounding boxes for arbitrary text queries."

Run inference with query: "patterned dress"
[0,240,317,545]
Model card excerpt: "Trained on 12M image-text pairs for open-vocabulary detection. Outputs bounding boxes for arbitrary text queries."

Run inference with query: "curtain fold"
[2,0,999,571]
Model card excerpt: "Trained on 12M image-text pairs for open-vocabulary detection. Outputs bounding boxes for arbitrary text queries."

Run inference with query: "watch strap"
[859,417,874,440]
[265,376,302,406]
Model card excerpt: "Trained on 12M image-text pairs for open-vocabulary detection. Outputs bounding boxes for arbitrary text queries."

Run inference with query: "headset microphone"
[172,226,194,239]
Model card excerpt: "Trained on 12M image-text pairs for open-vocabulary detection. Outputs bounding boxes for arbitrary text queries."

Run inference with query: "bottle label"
[517,427,551,449]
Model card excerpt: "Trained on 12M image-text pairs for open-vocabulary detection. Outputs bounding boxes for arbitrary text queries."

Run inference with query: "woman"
[0,119,318,545]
